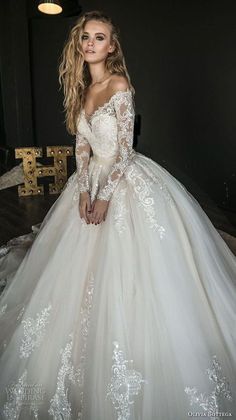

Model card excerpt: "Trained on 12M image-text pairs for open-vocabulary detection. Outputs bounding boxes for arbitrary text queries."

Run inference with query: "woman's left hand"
[89,199,109,225]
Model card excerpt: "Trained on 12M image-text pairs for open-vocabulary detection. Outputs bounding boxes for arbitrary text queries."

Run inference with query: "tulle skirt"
[0,151,235,419]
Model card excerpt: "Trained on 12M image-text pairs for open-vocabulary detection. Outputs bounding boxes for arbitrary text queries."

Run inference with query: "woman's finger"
[84,203,90,224]
[95,215,101,225]
[90,211,95,223]
[94,211,100,224]
[80,204,88,223]
[98,213,104,225]
[79,204,83,219]
[87,200,92,214]
[103,209,107,221]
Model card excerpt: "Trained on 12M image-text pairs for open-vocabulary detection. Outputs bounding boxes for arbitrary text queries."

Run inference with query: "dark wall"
[29,17,74,147]
[0,0,236,212]
[0,0,34,148]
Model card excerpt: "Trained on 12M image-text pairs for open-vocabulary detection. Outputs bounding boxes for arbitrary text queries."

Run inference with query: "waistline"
[91,150,136,166]
[90,154,117,166]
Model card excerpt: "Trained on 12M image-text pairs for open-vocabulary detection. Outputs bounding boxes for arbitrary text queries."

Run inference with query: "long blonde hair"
[58,10,135,135]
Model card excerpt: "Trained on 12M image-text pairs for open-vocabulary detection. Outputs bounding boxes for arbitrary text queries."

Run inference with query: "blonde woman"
[0,10,236,420]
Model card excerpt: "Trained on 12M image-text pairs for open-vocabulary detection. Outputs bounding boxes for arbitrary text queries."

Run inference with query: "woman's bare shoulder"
[108,74,129,95]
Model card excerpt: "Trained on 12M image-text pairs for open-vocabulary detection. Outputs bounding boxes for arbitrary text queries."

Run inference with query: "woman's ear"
[108,43,115,54]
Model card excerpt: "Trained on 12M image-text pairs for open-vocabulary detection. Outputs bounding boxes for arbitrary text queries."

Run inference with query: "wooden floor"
[0,181,236,256]
[0,185,58,246]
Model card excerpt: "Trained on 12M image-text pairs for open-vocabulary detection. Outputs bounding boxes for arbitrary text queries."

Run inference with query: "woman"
[0,10,235,420]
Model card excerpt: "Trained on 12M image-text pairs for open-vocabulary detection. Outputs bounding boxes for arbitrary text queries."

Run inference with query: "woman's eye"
[81,35,104,41]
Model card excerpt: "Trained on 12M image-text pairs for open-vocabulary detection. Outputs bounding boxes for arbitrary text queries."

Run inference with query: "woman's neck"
[88,63,110,85]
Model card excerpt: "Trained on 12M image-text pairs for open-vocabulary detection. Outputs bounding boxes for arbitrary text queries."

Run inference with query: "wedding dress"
[0,89,235,420]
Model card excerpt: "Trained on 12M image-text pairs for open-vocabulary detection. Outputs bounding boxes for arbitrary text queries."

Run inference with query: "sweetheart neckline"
[82,88,131,123]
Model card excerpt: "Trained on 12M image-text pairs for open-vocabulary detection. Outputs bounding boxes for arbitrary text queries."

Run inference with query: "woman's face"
[81,20,115,63]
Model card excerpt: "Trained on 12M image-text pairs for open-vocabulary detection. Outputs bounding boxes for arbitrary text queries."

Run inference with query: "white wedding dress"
[0,89,235,420]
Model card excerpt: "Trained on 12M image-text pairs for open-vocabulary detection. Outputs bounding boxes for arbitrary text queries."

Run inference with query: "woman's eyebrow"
[83,31,106,36]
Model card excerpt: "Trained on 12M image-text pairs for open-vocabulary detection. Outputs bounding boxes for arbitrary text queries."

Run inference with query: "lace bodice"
[75,89,136,201]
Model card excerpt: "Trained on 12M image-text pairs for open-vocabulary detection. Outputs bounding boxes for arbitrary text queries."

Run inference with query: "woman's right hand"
[79,192,91,224]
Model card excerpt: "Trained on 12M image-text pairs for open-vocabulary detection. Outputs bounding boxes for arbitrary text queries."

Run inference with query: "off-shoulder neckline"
[82,88,132,123]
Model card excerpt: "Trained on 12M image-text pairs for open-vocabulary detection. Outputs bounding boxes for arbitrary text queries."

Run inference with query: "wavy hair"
[58,10,135,135]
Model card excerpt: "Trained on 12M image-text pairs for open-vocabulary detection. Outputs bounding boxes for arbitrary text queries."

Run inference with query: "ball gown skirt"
[0,89,235,420]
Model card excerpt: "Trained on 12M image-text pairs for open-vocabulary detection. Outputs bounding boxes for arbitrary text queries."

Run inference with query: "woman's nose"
[88,38,94,45]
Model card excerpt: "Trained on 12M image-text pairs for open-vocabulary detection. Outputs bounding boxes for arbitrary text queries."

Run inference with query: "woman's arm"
[97,88,135,201]
[75,132,92,224]
[75,132,91,193]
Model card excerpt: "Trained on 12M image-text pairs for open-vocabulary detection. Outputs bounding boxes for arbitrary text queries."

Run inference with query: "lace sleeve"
[75,132,91,193]
[97,90,135,201]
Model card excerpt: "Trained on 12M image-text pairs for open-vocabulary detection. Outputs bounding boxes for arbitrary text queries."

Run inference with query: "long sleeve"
[97,90,135,201]
[75,132,91,193]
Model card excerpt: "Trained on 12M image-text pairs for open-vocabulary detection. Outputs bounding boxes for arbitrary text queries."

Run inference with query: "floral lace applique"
[106,341,147,420]
[77,273,95,419]
[0,246,9,258]
[84,99,116,125]
[90,164,103,204]
[19,304,52,358]
[75,133,91,194]
[3,370,43,419]
[97,91,136,201]
[80,273,94,340]
[126,165,166,239]
[111,181,128,235]
[48,273,95,420]
[72,182,80,202]
[16,306,25,321]
[135,157,174,205]
[0,303,7,317]
[185,355,233,419]
[48,333,81,419]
